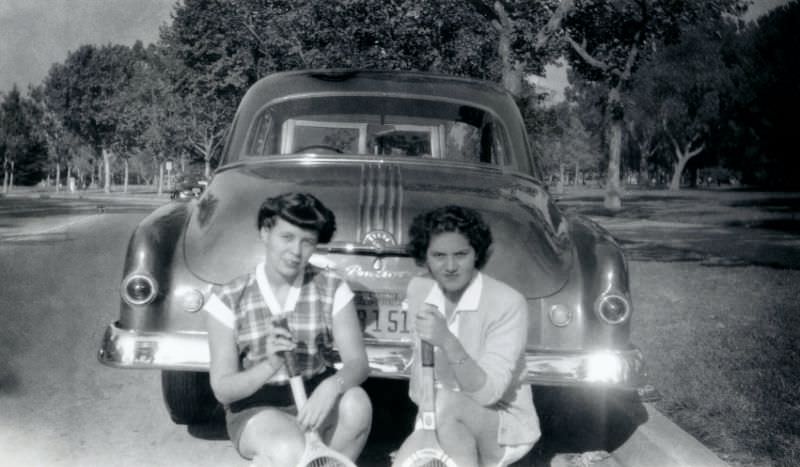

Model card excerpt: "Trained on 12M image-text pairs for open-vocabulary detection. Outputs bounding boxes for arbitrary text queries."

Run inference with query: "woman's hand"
[415,304,454,349]
[297,377,340,431]
[265,324,296,368]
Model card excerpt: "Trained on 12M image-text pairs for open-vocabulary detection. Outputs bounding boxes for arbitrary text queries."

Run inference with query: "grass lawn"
[561,187,800,467]
[631,262,800,467]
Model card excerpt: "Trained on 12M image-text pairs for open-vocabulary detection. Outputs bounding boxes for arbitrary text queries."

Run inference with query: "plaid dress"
[208,262,349,383]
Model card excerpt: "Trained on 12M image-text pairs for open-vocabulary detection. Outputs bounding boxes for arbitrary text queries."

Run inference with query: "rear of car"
[99,70,649,424]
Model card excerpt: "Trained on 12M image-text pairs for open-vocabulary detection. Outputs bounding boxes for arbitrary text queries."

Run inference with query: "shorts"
[225,367,335,453]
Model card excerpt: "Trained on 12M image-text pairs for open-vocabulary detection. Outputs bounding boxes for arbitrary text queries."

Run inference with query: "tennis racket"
[391,340,457,467]
[279,331,356,467]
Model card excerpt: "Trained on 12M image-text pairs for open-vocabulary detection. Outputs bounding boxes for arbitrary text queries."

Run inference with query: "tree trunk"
[103,148,112,193]
[55,162,61,193]
[556,163,565,194]
[205,159,211,179]
[667,135,705,191]
[158,162,164,195]
[669,158,688,190]
[602,84,625,210]
[123,159,129,193]
[638,143,649,186]
[494,3,523,97]
[604,118,623,210]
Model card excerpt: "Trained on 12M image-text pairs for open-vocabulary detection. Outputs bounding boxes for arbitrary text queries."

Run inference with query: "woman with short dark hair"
[205,192,372,466]
[397,205,540,467]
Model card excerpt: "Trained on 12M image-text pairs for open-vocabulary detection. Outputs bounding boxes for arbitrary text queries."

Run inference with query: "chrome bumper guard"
[98,322,648,391]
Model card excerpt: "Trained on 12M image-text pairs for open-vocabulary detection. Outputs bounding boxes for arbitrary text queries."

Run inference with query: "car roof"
[223,69,534,173]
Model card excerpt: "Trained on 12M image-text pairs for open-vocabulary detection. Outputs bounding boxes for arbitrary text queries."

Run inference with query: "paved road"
[0,197,726,467]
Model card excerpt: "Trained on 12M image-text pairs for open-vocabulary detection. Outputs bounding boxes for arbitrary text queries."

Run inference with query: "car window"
[243,96,510,166]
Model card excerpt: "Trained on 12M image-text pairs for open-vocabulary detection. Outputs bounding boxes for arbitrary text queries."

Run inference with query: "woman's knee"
[338,386,373,430]
[434,389,470,425]
[239,411,304,463]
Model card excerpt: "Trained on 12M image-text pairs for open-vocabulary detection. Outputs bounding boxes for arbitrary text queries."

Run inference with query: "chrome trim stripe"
[357,164,404,243]
[98,323,647,390]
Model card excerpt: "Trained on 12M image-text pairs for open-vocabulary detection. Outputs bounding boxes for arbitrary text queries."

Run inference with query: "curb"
[2,191,170,206]
[604,404,729,467]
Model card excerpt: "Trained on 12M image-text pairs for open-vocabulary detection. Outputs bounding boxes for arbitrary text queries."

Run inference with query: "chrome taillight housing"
[121,273,158,305]
[548,304,573,327]
[180,289,205,313]
[594,293,630,325]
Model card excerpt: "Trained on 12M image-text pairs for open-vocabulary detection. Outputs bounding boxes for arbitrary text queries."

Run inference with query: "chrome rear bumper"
[98,322,648,391]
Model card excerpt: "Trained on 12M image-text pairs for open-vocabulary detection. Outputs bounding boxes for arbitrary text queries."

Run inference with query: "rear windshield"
[242,95,511,166]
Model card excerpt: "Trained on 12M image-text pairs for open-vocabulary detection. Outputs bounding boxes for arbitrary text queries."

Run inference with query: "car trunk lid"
[184,157,572,299]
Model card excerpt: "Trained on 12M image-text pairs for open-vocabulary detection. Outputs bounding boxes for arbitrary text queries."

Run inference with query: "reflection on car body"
[98,69,651,424]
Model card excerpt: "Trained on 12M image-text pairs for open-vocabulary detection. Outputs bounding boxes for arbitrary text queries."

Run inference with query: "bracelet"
[449,354,470,366]
[333,374,346,394]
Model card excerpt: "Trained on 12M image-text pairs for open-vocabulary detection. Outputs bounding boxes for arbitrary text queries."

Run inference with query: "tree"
[529,100,598,190]
[561,0,747,207]
[160,0,249,176]
[723,1,800,188]
[160,0,568,180]
[625,113,662,185]
[1,86,27,192]
[29,86,73,192]
[230,0,502,78]
[1,86,48,191]
[43,44,138,193]
[111,42,180,192]
[629,23,736,190]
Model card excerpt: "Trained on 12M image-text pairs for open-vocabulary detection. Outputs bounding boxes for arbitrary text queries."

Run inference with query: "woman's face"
[425,231,478,297]
[260,217,318,282]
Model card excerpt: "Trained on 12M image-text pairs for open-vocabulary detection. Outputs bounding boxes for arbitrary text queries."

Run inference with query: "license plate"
[354,291,412,340]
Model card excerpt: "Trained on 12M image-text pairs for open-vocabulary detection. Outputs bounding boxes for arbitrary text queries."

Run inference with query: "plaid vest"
[214,264,342,383]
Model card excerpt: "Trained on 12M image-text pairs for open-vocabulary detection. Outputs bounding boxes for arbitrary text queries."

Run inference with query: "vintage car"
[98,69,650,424]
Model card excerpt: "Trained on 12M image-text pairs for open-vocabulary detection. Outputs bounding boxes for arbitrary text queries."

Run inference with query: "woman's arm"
[330,299,370,388]
[460,292,528,406]
[297,299,369,430]
[206,311,290,405]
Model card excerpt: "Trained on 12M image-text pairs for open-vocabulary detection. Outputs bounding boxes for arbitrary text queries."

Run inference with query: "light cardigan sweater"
[406,273,540,446]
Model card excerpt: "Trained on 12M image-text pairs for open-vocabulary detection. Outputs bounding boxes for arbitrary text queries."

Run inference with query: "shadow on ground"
[184,381,651,467]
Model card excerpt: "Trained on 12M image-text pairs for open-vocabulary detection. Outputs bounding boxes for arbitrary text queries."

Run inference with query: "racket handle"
[279,350,299,377]
[272,316,298,376]
[421,341,435,367]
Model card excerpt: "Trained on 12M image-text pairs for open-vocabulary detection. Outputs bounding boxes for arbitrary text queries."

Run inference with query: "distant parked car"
[98,70,650,424]
[170,175,207,200]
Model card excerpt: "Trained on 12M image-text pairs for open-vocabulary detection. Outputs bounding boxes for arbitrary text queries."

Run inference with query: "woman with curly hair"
[395,205,540,467]
[204,192,372,466]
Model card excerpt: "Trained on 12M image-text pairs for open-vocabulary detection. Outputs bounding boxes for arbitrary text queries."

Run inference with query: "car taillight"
[594,293,630,324]
[122,274,158,305]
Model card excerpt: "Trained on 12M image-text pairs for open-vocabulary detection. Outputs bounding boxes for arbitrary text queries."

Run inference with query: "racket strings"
[304,456,349,467]
[406,459,450,467]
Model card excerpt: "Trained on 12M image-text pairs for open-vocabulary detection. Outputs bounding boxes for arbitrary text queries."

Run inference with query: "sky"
[0,0,174,94]
[0,0,792,96]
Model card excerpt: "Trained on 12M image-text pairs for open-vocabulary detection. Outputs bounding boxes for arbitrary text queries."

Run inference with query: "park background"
[1,1,799,466]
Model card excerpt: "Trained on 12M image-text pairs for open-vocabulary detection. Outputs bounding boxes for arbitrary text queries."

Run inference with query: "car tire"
[161,370,218,425]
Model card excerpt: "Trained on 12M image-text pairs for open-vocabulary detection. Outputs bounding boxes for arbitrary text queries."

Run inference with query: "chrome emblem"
[362,230,397,249]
